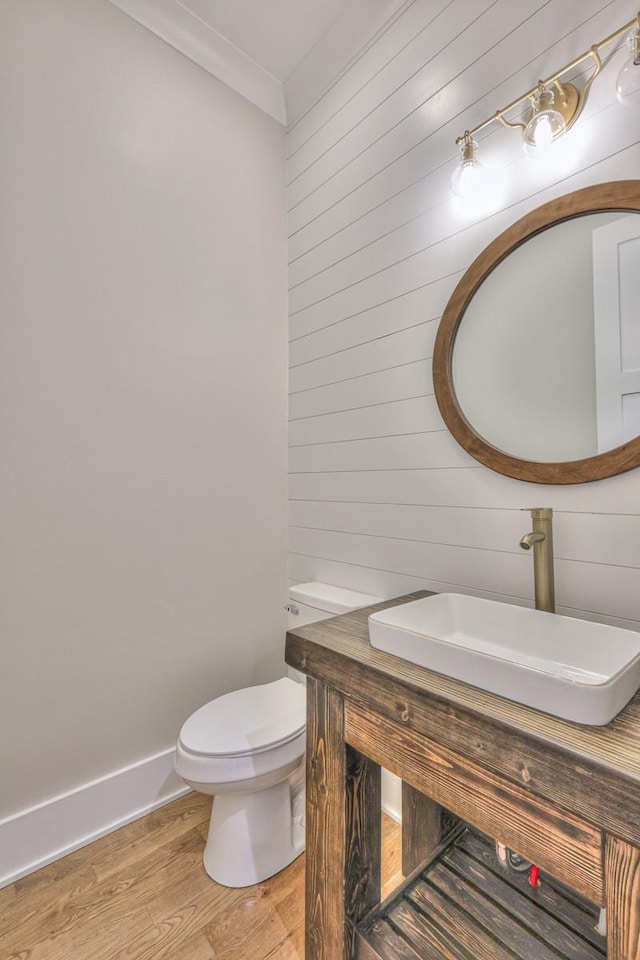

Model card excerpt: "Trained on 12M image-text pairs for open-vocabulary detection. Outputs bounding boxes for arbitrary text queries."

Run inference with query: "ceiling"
[179,0,354,81]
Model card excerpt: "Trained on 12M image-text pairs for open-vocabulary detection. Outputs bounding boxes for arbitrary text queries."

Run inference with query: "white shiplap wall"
[286,0,640,631]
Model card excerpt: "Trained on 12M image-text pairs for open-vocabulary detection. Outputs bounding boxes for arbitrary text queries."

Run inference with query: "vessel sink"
[368,594,640,725]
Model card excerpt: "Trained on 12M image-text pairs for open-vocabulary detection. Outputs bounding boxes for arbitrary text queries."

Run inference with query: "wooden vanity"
[285,592,640,960]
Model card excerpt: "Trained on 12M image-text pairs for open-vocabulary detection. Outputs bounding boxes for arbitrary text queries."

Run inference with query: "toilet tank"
[286,581,399,821]
[287,582,382,629]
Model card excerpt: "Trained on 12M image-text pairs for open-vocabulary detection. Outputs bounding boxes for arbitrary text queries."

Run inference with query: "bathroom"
[2,0,640,956]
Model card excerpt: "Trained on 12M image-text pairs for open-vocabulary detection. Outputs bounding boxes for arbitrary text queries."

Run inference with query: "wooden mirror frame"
[433,180,640,484]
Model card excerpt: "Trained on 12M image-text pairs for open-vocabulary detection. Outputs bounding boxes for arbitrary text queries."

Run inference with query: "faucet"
[519,507,555,613]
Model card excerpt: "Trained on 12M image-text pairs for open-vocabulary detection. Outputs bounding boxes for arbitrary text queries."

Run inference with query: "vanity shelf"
[357,827,605,960]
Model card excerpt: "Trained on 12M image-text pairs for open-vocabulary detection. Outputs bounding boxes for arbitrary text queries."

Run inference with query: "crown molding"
[109,0,287,124]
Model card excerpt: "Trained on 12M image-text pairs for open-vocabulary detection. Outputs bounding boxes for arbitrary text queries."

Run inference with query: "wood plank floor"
[0,793,403,960]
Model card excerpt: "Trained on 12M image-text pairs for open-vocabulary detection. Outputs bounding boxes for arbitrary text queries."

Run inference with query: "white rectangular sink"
[368,594,640,725]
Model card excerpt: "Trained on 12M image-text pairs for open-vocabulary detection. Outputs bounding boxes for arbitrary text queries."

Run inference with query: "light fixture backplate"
[549,80,581,129]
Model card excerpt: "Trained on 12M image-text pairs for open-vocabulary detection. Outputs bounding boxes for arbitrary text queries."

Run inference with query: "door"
[592,213,640,452]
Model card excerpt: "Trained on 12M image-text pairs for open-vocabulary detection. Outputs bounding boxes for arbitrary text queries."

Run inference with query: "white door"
[592,214,640,452]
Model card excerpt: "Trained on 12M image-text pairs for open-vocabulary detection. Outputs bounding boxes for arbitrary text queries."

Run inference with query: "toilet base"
[203,776,305,887]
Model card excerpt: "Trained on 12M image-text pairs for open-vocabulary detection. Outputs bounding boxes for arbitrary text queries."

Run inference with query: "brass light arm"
[495,112,526,135]
[571,45,604,126]
[456,13,638,146]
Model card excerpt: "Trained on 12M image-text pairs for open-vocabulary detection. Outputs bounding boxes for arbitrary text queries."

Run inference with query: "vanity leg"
[605,835,640,959]
[305,678,381,960]
[401,782,442,875]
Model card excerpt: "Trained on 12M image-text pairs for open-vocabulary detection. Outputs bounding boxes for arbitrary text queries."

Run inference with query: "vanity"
[285,592,640,960]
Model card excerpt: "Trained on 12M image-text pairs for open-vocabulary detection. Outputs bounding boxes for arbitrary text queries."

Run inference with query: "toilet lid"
[178,677,306,758]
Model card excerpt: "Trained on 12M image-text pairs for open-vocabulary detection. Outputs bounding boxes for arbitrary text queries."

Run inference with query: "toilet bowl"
[175,582,382,887]
[175,677,306,887]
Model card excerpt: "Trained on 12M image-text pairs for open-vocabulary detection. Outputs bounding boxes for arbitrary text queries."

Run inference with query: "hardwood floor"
[0,793,403,960]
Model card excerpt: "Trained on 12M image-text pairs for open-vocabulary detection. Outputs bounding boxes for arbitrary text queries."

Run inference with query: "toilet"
[174,581,382,887]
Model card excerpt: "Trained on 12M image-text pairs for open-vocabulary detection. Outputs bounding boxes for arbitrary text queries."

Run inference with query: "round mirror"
[433,181,640,483]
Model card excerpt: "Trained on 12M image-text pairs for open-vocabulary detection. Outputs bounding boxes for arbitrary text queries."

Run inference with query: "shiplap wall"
[286,0,640,632]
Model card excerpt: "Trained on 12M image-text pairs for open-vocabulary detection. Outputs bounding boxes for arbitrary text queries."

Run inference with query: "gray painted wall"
[1,0,288,818]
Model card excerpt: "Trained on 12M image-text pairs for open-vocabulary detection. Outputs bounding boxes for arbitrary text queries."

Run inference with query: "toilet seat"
[178,677,305,759]
[175,678,306,787]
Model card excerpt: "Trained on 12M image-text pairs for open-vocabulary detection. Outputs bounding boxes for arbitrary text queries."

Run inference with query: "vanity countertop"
[285,590,640,849]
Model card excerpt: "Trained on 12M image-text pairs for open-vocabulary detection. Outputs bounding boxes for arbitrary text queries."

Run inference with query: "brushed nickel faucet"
[519,508,555,613]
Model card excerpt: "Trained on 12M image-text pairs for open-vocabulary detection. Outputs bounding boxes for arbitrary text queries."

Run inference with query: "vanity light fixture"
[452,12,640,188]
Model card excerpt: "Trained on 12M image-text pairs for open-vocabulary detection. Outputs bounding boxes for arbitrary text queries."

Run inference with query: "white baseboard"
[382,768,402,822]
[0,748,189,889]
[1,753,399,890]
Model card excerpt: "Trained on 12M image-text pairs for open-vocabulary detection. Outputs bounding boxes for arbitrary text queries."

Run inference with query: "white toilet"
[174,581,381,887]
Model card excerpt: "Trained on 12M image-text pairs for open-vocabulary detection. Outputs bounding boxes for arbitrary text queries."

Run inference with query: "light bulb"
[616,31,640,107]
[450,140,502,213]
[450,154,485,200]
[533,114,555,149]
[523,84,567,157]
[450,137,488,201]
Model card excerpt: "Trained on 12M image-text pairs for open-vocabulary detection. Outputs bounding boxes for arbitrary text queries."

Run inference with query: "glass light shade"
[450,154,486,200]
[450,162,502,215]
[523,87,567,157]
[616,33,640,107]
[450,138,494,203]
[450,136,503,211]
